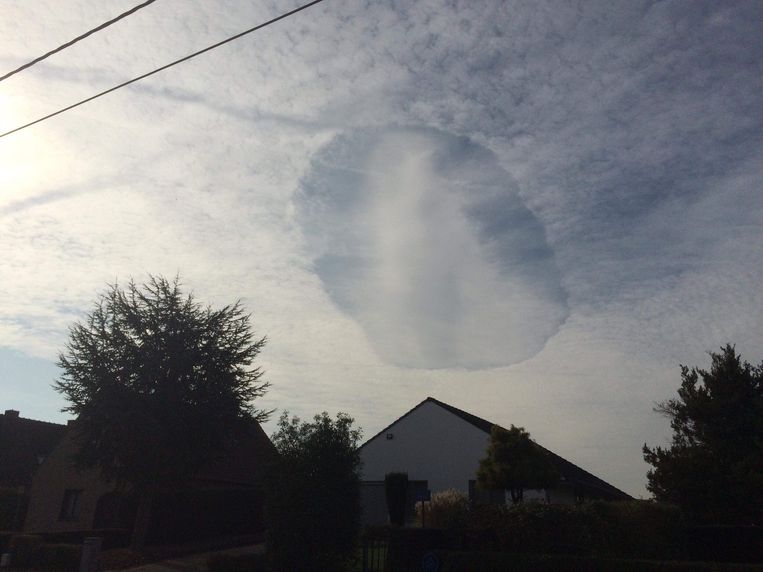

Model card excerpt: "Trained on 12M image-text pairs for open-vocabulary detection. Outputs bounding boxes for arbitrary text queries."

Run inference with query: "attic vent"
[386,433,394,440]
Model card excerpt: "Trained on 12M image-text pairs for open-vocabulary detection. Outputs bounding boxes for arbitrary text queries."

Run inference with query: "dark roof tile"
[361,397,631,501]
[0,411,68,487]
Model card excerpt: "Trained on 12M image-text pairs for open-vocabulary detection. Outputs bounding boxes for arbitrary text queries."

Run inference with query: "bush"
[582,500,686,560]
[99,548,148,570]
[40,528,130,549]
[147,487,265,544]
[0,532,13,553]
[361,525,393,541]
[36,543,81,571]
[436,551,763,571]
[207,552,268,572]
[417,489,469,530]
[687,526,763,563]
[387,528,449,571]
[8,536,81,571]
[465,503,595,555]
[266,412,362,572]
[8,534,42,567]
[461,500,686,560]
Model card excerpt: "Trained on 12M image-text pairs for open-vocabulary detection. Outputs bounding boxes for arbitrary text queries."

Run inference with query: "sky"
[1,0,762,497]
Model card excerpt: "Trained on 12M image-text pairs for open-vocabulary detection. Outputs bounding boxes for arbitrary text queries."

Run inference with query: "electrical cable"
[0,0,326,139]
[1,0,159,83]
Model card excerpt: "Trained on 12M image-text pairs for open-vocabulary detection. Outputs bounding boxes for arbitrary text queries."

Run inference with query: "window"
[59,489,83,521]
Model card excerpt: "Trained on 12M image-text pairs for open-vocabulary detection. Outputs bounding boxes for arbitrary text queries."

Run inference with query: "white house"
[358,397,631,525]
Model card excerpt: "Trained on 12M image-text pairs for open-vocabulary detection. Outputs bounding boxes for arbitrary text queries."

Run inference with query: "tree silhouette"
[477,425,559,504]
[643,345,763,524]
[55,276,270,547]
[266,411,362,572]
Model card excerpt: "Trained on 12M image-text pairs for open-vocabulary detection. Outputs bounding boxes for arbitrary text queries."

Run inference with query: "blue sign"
[422,552,441,572]
[415,489,431,502]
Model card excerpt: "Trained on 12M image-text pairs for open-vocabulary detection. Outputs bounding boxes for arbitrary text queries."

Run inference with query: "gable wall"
[360,400,491,494]
[23,430,113,533]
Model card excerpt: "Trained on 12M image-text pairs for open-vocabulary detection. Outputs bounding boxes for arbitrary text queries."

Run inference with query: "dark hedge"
[436,551,763,572]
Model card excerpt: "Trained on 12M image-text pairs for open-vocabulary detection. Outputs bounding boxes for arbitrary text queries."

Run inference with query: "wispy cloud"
[297,128,568,368]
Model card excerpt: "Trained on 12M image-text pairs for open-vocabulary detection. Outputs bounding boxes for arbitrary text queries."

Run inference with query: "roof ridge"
[358,397,432,450]
[426,397,632,500]
[0,413,68,427]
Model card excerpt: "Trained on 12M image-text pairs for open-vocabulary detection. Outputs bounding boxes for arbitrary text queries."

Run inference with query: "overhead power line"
[0,0,159,83]
[0,0,326,139]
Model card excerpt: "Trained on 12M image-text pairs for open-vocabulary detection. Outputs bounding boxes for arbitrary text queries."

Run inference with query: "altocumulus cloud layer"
[1,0,762,496]
[298,128,567,369]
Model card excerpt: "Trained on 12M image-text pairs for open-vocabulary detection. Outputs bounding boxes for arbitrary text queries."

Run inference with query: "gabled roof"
[361,397,632,501]
[48,415,277,488]
[0,410,68,487]
[195,419,277,485]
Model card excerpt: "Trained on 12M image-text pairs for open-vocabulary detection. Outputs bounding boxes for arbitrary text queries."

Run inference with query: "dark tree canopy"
[477,425,560,504]
[55,276,270,491]
[266,411,362,572]
[643,345,763,525]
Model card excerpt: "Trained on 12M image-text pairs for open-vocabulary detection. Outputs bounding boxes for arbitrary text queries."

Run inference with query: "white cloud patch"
[297,128,568,369]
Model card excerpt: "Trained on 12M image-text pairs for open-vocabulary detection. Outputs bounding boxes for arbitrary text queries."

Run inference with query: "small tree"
[266,411,362,572]
[477,425,559,504]
[55,276,270,547]
[643,345,763,524]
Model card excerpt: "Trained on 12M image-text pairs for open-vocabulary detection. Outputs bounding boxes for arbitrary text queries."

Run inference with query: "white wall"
[360,400,490,494]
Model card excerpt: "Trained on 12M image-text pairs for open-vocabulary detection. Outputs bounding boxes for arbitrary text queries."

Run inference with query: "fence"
[362,537,388,572]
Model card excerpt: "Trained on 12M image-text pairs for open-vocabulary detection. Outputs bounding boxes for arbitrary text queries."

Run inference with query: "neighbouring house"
[15,414,275,543]
[0,410,68,530]
[359,397,632,525]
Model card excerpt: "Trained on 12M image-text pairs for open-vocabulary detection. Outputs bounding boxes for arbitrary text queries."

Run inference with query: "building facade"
[359,397,631,525]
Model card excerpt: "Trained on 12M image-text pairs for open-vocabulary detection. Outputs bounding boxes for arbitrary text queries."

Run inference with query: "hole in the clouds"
[296,128,568,369]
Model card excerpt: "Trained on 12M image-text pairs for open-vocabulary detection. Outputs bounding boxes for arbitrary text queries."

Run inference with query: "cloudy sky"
[1,0,762,496]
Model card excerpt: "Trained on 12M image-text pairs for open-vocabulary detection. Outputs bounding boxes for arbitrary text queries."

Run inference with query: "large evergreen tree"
[643,345,763,524]
[55,276,270,546]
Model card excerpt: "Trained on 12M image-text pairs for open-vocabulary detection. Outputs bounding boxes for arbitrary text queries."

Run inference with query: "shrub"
[416,489,469,530]
[8,534,42,567]
[687,525,763,563]
[582,500,686,560]
[361,525,393,541]
[387,528,449,571]
[385,473,408,526]
[462,500,687,560]
[40,528,130,549]
[436,550,763,572]
[266,412,362,572]
[148,487,265,544]
[207,552,268,572]
[8,536,81,571]
[36,543,81,571]
[465,503,595,555]
[99,548,148,570]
